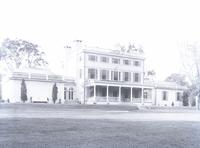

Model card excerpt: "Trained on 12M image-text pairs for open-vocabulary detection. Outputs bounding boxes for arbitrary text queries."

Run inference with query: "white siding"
[156,89,183,107]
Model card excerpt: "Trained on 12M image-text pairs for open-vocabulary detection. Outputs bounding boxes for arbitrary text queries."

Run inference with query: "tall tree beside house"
[52,83,58,104]
[165,73,189,86]
[21,79,27,103]
[0,38,48,70]
[180,42,200,106]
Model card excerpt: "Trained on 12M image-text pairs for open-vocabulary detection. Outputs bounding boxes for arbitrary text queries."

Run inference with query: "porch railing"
[96,97,107,102]
[121,98,131,102]
[108,97,119,102]
[144,99,152,103]
[132,98,142,103]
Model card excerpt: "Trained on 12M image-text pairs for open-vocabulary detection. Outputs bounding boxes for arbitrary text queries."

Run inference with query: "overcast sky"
[0,0,200,80]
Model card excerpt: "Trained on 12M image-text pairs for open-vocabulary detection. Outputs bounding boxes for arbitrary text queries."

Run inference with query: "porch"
[85,85,153,104]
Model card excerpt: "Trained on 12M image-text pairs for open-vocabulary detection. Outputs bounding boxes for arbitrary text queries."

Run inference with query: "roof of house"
[81,46,145,60]
[144,80,187,90]
[4,67,75,84]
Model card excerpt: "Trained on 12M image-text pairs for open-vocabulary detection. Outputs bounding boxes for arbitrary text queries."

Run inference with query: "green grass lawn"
[0,104,200,148]
[1,119,200,148]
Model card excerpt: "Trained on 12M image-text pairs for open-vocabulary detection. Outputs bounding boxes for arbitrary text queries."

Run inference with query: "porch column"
[94,85,96,103]
[118,70,120,81]
[119,86,121,102]
[107,85,109,103]
[131,87,133,102]
[141,87,144,105]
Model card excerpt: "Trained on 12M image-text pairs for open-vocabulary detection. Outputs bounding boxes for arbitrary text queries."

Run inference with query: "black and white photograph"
[0,0,200,147]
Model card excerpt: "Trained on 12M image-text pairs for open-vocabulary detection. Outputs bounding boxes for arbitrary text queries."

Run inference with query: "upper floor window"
[176,92,181,101]
[162,91,168,100]
[88,68,97,79]
[80,69,82,79]
[111,71,119,81]
[123,60,131,65]
[133,73,141,82]
[100,57,109,63]
[112,58,120,64]
[134,60,140,66]
[88,55,97,61]
[100,70,109,80]
[123,72,131,82]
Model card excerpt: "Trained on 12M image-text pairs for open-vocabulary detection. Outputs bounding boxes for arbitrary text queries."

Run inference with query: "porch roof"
[85,80,186,91]
[85,80,153,88]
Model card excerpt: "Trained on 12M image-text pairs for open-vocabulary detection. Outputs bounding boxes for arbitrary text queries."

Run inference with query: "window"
[162,91,168,100]
[69,87,73,100]
[80,69,82,79]
[88,69,97,79]
[100,57,109,63]
[112,58,120,64]
[134,60,140,66]
[88,55,97,61]
[123,72,131,82]
[176,92,181,101]
[100,70,109,80]
[111,71,119,81]
[133,73,140,82]
[143,89,152,100]
[143,92,148,99]
[64,87,67,100]
[123,59,131,65]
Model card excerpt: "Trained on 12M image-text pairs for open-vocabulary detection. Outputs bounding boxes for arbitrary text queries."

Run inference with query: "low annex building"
[1,68,76,103]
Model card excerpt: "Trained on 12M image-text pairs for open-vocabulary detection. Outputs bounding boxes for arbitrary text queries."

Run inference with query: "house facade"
[65,40,185,106]
[0,41,185,106]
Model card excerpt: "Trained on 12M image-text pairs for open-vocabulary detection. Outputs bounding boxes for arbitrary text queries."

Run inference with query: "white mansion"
[65,40,185,106]
[0,40,185,106]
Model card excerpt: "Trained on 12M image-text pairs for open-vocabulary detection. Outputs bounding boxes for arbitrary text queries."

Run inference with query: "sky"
[1,0,200,80]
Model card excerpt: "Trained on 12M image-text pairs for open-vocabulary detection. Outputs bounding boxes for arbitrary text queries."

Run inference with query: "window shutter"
[95,69,98,79]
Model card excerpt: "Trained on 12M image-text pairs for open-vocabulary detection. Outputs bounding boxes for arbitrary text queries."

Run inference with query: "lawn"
[0,104,200,148]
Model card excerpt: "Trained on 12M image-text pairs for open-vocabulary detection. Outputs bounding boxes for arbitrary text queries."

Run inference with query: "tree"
[180,42,200,106]
[165,73,189,86]
[52,83,58,104]
[0,38,48,70]
[21,79,27,103]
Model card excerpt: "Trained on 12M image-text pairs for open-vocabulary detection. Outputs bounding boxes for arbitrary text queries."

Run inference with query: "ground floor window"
[176,92,181,101]
[96,86,107,97]
[69,87,73,100]
[162,91,168,100]
[64,87,67,100]
[132,88,142,98]
[143,88,152,100]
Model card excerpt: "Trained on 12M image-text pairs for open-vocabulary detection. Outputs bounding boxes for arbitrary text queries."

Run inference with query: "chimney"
[73,40,83,52]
